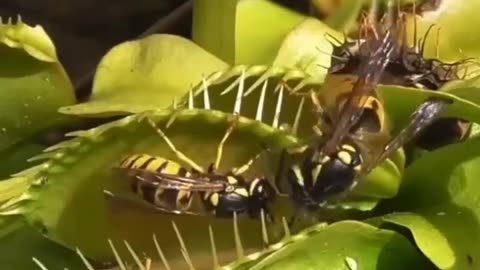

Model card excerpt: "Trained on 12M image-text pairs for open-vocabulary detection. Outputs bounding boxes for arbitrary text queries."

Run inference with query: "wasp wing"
[115,167,227,192]
[103,190,203,216]
[361,97,451,175]
[320,29,397,155]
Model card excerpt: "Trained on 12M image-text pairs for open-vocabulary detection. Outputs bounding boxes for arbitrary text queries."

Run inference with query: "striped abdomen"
[118,154,194,211]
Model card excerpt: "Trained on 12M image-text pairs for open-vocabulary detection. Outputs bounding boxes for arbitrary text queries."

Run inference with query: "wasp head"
[309,143,363,202]
[247,178,276,219]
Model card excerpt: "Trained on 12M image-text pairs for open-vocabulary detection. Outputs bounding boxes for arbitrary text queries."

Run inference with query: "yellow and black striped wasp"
[105,115,277,221]
[280,14,452,213]
[328,5,473,150]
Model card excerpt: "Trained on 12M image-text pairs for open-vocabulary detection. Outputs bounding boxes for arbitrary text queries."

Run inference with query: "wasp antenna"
[233,69,246,114]
[272,84,284,128]
[260,209,269,247]
[124,240,146,270]
[75,248,95,270]
[420,24,436,56]
[108,240,127,270]
[315,46,349,61]
[233,212,245,260]
[208,225,220,269]
[172,221,196,270]
[202,77,211,110]
[316,63,331,70]
[292,96,305,136]
[188,89,194,109]
[323,32,343,47]
[153,234,172,270]
[281,216,291,239]
[255,79,268,122]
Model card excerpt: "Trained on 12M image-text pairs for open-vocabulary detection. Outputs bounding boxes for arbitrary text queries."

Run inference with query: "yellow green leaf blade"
[0,17,58,62]
[0,19,75,153]
[60,34,228,116]
[273,18,341,79]
[244,221,433,270]
[0,109,299,263]
[193,0,306,65]
[374,135,480,269]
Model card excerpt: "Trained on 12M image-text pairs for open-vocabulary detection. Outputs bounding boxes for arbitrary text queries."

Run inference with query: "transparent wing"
[321,29,398,155]
[115,167,227,193]
[361,97,452,175]
[103,189,203,216]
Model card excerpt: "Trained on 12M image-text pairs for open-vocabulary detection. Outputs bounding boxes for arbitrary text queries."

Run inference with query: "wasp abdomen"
[119,154,194,210]
[288,144,363,208]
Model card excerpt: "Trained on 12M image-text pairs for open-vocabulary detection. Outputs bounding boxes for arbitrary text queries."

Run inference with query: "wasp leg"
[145,117,205,173]
[212,114,240,171]
[231,142,271,176]
[274,149,287,193]
[231,151,263,176]
[362,97,452,174]
[285,144,309,155]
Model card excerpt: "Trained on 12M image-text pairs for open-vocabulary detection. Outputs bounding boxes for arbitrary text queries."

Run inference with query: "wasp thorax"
[310,144,363,201]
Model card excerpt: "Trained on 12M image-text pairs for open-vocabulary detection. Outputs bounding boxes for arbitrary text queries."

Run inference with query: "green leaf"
[374,135,480,269]
[0,109,300,263]
[60,34,228,116]
[0,19,76,152]
[192,0,306,65]
[379,213,455,269]
[0,177,31,203]
[323,0,362,32]
[0,217,85,270]
[0,17,58,62]
[273,18,342,78]
[378,83,480,132]
[237,221,434,270]
[0,142,44,179]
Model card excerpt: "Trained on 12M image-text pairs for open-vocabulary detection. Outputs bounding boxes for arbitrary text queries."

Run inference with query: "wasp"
[105,115,277,221]
[327,6,473,150]
[280,17,452,214]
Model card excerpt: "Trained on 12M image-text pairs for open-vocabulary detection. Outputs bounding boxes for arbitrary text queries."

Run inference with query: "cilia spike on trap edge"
[280,15,453,223]
[104,114,278,222]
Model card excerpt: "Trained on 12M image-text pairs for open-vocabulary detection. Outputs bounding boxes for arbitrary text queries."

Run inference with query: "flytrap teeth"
[172,221,196,270]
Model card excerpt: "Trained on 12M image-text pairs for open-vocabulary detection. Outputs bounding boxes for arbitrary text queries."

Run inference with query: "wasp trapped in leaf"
[327,2,474,150]
[105,114,277,221]
[280,16,452,215]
